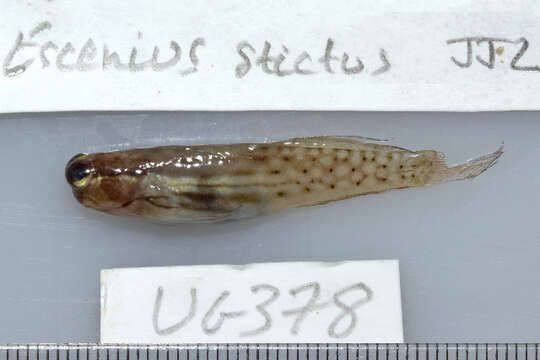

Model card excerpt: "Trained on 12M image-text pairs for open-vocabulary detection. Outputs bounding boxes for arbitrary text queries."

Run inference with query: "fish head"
[65,152,141,212]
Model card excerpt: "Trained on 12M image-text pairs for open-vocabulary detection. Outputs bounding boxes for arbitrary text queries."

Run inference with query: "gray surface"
[0,111,539,343]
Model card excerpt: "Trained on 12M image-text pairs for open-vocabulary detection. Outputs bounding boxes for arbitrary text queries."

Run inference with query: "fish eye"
[66,159,93,188]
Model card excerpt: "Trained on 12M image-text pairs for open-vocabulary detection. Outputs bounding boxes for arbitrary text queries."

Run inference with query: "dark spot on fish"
[234,170,255,176]
[252,155,268,162]
[198,173,213,180]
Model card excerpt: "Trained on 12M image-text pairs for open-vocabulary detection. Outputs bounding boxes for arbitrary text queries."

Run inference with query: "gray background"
[0,111,538,343]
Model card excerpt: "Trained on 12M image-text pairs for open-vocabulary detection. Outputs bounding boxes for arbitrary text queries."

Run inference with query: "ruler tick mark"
[405,344,409,360]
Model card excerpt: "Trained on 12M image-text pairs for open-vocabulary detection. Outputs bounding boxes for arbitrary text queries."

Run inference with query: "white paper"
[100,260,403,343]
[2,1,540,112]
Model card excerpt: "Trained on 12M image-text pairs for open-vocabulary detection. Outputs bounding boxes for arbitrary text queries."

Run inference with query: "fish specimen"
[65,136,502,223]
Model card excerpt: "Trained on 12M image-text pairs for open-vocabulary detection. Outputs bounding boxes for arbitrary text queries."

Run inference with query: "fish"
[65,136,503,223]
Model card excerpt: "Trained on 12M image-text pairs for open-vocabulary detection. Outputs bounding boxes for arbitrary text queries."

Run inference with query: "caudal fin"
[432,144,503,183]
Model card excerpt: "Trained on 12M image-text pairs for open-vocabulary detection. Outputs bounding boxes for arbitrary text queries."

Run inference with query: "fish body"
[65,136,502,223]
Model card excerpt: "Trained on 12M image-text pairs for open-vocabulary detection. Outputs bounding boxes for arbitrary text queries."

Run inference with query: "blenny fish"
[65,136,502,223]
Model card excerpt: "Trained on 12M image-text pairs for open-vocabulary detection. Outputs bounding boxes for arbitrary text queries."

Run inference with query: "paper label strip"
[2,1,540,112]
[100,261,403,343]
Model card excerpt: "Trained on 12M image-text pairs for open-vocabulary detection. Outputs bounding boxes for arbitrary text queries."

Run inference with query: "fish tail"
[430,144,503,184]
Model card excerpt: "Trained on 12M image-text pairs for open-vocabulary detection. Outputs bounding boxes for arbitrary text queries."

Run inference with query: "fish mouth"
[75,191,123,212]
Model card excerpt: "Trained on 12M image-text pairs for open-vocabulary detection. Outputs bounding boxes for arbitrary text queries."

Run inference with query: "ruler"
[0,344,538,360]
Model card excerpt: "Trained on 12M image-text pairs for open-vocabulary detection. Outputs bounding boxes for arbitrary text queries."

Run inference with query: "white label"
[100,261,403,343]
[2,1,540,112]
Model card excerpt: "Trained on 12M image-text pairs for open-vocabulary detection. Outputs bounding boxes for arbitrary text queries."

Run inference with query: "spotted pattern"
[191,143,442,212]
